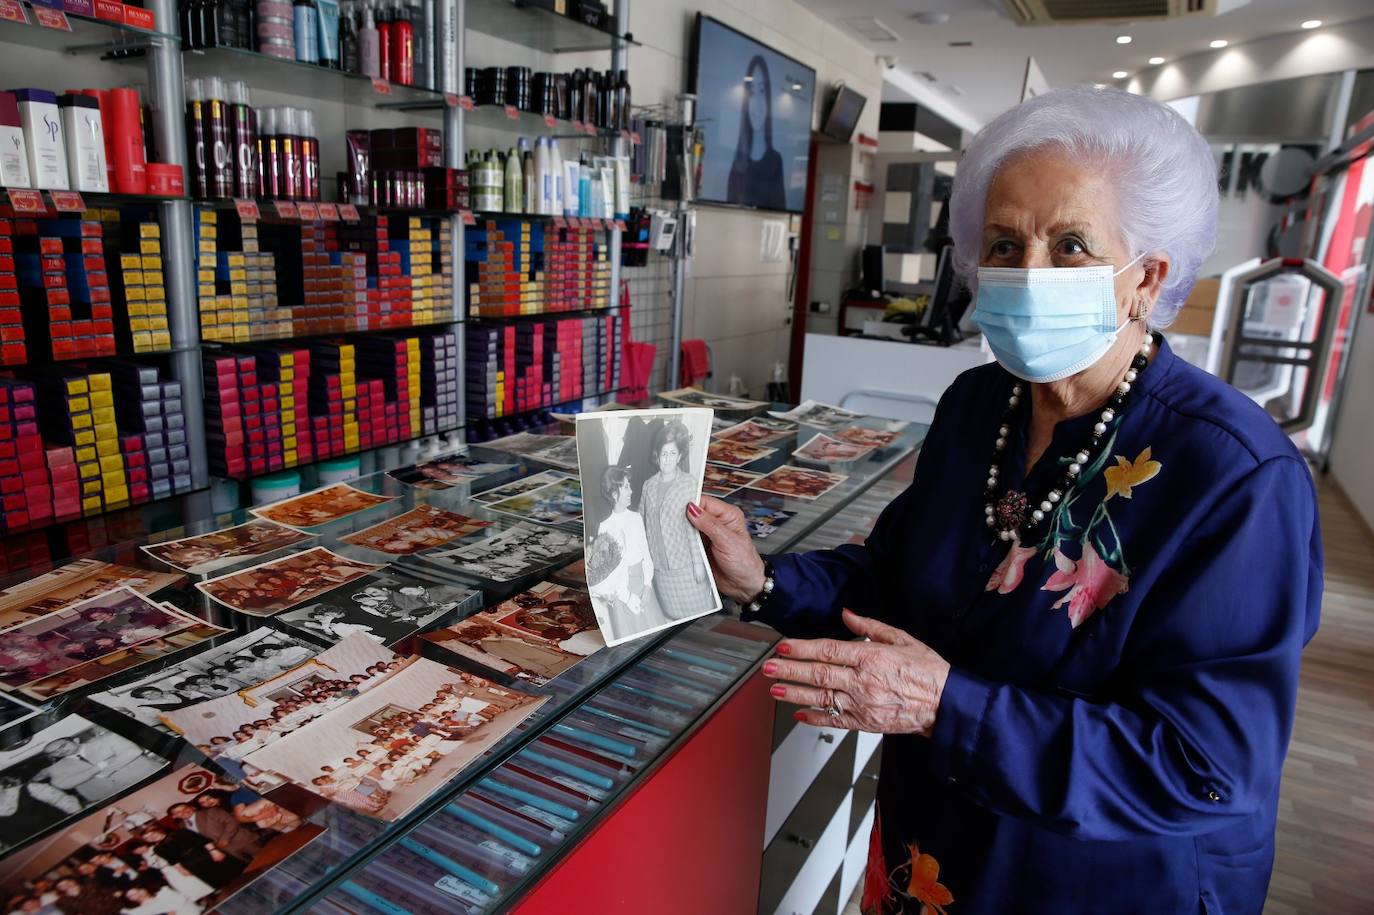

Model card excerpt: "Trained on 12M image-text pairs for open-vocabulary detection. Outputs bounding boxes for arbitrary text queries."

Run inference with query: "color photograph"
[712,419,795,447]
[140,520,318,576]
[472,470,571,504]
[768,399,865,430]
[744,465,849,501]
[89,629,320,731]
[657,387,769,413]
[0,716,165,853]
[20,622,230,702]
[484,476,584,526]
[792,432,875,464]
[706,438,777,468]
[576,408,722,646]
[834,425,903,449]
[478,432,567,460]
[422,581,604,684]
[0,764,324,914]
[251,483,397,529]
[728,491,798,540]
[703,465,763,498]
[195,547,386,617]
[0,588,214,692]
[0,559,184,632]
[242,658,545,821]
[387,457,516,490]
[421,522,582,583]
[339,504,492,555]
[275,572,480,646]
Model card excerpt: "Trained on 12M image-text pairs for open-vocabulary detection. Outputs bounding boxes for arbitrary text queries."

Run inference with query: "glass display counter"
[0,404,927,913]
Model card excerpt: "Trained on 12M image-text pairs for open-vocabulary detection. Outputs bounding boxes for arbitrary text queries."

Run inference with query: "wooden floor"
[839,475,1374,915]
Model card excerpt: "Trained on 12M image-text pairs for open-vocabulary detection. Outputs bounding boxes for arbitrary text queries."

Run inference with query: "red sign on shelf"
[273,200,298,219]
[7,190,45,214]
[543,113,556,128]
[371,78,392,95]
[458,96,475,111]
[444,93,460,107]
[33,7,70,29]
[296,202,319,221]
[234,198,260,220]
[459,209,476,227]
[571,120,585,134]
[631,131,641,144]
[553,216,567,229]
[339,204,360,221]
[318,203,339,221]
[504,104,519,120]
[620,129,631,143]
[49,191,84,212]
[614,219,627,232]
[0,0,29,24]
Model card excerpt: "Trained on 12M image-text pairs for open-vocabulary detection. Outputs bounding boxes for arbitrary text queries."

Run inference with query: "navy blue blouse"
[758,337,1322,915]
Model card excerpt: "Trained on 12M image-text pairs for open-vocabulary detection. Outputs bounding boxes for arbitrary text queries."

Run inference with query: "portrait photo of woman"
[726,55,787,211]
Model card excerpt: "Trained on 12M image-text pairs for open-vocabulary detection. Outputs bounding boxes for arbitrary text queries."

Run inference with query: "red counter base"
[512,671,774,914]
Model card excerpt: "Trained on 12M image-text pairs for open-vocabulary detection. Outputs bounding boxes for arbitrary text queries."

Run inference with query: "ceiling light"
[1148,56,1166,65]
[1093,83,1107,89]
[912,11,950,25]
[1112,70,1129,79]
[1301,19,1322,29]
[1116,35,1132,44]
[1209,39,1228,48]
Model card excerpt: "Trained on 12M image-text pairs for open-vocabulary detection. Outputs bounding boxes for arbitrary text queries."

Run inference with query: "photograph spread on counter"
[575,408,723,646]
[728,490,798,540]
[20,620,230,702]
[791,432,875,464]
[194,547,386,617]
[711,419,796,447]
[418,522,582,583]
[702,465,763,498]
[0,588,221,694]
[421,581,605,685]
[705,439,777,468]
[140,520,318,576]
[387,456,517,490]
[547,558,587,588]
[472,470,571,505]
[89,629,321,732]
[339,504,492,555]
[834,425,902,449]
[744,465,849,501]
[160,635,400,759]
[768,399,866,430]
[0,715,166,853]
[656,388,769,413]
[250,482,398,529]
[274,572,480,647]
[0,559,184,633]
[477,432,580,470]
[0,763,324,914]
[483,476,584,527]
[241,658,546,822]
[0,694,37,731]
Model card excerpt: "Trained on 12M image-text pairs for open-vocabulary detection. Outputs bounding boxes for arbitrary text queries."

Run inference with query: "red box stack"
[0,211,24,366]
[0,380,50,531]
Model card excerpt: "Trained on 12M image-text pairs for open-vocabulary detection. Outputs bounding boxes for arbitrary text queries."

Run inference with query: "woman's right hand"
[686,497,767,604]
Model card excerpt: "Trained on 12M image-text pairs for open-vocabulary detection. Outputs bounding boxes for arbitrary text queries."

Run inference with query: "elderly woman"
[642,420,718,618]
[689,87,1320,914]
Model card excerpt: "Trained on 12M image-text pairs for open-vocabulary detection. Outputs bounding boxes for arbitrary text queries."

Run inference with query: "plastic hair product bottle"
[358,1,380,78]
[504,145,522,215]
[548,138,563,218]
[340,2,359,72]
[390,0,413,85]
[577,153,591,218]
[293,0,319,63]
[522,143,535,214]
[533,136,550,215]
[563,154,579,217]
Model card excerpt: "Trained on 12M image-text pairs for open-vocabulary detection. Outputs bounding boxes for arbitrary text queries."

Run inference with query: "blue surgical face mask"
[971,253,1147,383]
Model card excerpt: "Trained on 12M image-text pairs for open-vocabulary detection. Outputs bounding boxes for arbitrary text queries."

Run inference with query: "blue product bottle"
[578,153,591,218]
[294,0,319,63]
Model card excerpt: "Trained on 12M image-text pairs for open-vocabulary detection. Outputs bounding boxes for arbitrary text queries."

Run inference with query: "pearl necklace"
[984,332,1158,543]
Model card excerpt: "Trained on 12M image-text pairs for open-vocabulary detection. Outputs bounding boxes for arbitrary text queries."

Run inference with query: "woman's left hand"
[764,609,951,737]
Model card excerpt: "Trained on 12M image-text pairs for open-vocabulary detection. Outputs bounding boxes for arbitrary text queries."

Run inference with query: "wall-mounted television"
[821,84,867,142]
[689,14,817,214]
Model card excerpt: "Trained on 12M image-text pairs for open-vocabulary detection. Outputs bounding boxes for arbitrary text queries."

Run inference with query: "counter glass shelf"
[0,2,177,54]
[464,0,636,54]
[0,401,927,914]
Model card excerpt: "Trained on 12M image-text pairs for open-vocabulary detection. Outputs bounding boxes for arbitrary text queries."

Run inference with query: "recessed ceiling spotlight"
[1112,70,1129,79]
[1301,19,1322,29]
[1116,35,1132,44]
[1093,83,1107,89]
[912,11,950,25]
[1148,56,1166,65]
[1209,38,1229,48]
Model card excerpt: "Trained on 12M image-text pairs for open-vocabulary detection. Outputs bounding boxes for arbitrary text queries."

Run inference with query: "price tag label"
[49,191,84,212]
[552,216,567,229]
[296,202,319,221]
[631,130,641,144]
[444,93,460,107]
[273,200,298,219]
[543,113,556,128]
[233,198,260,220]
[338,204,360,221]
[620,129,631,142]
[572,120,585,134]
[318,203,339,221]
[504,104,519,120]
[33,7,70,28]
[371,78,392,95]
[7,190,45,214]
[460,209,476,226]
[584,122,599,136]
[0,0,29,24]
[614,219,627,232]
[458,95,475,111]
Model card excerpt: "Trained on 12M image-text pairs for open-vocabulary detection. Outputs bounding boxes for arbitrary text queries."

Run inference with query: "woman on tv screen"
[726,55,787,211]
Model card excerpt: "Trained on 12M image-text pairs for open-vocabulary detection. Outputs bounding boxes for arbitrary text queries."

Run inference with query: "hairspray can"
[376,0,391,83]
[205,76,233,198]
[279,107,300,199]
[260,106,280,198]
[434,0,456,93]
[229,80,257,197]
[390,0,412,85]
[300,108,319,200]
[108,86,147,194]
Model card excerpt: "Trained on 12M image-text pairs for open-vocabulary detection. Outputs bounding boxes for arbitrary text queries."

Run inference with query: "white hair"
[949,86,1218,328]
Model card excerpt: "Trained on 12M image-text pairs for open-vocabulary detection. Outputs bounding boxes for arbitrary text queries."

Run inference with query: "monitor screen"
[821,84,866,142]
[690,14,817,214]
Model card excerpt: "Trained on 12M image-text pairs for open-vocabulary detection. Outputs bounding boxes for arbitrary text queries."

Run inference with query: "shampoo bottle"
[0,92,32,189]
[504,145,522,215]
[548,139,562,217]
[522,145,535,214]
[358,1,380,78]
[533,136,550,215]
[15,89,70,191]
[58,94,108,193]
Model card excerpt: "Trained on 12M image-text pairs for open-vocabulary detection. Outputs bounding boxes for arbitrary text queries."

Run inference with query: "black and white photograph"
[656,387,769,413]
[274,572,481,646]
[0,716,166,853]
[0,694,37,731]
[472,470,572,505]
[88,629,320,731]
[768,399,865,430]
[575,407,723,646]
[418,522,583,583]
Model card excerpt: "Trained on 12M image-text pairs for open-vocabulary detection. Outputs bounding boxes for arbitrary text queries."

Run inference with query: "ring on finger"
[825,690,843,718]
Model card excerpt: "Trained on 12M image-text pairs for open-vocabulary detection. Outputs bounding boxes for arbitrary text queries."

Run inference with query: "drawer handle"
[788,834,816,850]
[862,773,880,782]
[818,733,835,744]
